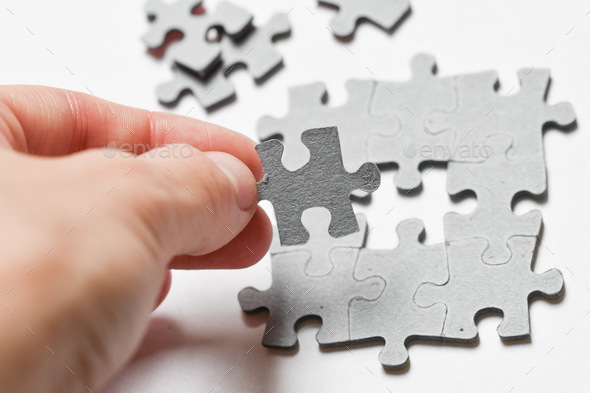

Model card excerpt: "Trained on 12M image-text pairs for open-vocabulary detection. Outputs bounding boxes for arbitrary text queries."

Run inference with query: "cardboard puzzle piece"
[426,68,576,162]
[143,0,252,77]
[444,134,546,264]
[257,80,399,173]
[368,53,456,191]
[222,13,291,82]
[319,0,411,39]
[257,127,381,246]
[238,247,385,348]
[342,219,448,369]
[156,66,235,109]
[269,208,367,276]
[415,236,564,342]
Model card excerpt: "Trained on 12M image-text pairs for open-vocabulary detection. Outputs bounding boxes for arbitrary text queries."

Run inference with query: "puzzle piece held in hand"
[269,208,367,276]
[143,0,252,77]
[444,134,545,264]
[222,13,291,82]
[415,236,564,341]
[426,68,576,161]
[257,127,381,246]
[319,0,411,39]
[257,80,399,173]
[239,246,385,348]
[156,66,235,110]
[368,53,456,191]
[343,219,448,369]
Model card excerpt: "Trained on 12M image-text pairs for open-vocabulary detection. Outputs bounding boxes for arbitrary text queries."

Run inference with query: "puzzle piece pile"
[142,0,291,110]
[239,54,575,369]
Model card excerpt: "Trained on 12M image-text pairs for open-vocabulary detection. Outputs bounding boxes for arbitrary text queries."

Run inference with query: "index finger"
[0,85,263,179]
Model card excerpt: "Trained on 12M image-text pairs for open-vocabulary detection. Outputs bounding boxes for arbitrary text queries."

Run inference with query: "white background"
[1,0,589,391]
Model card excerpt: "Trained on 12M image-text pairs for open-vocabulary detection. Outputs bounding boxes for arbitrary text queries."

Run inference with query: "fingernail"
[206,152,258,211]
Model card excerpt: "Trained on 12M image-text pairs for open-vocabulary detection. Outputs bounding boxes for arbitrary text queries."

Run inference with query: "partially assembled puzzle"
[239,54,575,369]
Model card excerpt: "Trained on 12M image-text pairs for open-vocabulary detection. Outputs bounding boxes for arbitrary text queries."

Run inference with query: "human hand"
[0,86,272,392]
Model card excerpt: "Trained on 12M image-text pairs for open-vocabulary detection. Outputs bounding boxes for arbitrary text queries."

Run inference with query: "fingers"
[169,207,272,270]
[118,145,260,262]
[0,85,263,180]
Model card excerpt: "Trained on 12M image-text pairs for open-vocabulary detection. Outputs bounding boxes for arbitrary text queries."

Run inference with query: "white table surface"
[2,0,589,391]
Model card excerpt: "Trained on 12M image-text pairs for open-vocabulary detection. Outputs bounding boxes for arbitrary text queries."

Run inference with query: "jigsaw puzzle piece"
[257,127,381,246]
[238,246,385,348]
[156,66,235,109]
[222,13,291,82]
[444,134,546,264]
[415,236,564,341]
[342,219,448,369]
[368,54,457,191]
[269,208,367,276]
[426,69,576,161]
[319,0,410,39]
[143,0,252,77]
[142,0,201,49]
[257,81,399,172]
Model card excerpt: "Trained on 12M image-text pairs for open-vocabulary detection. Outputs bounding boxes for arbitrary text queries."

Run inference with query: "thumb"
[137,144,259,260]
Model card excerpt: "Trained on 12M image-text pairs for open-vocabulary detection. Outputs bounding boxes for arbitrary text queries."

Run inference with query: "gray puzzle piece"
[342,219,447,369]
[257,126,381,246]
[156,66,235,109]
[257,80,399,173]
[222,13,291,82]
[319,0,410,39]
[444,134,545,264]
[269,208,367,276]
[426,68,576,162]
[238,248,385,348]
[143,0,252,77]
[415,236,564,342]
[368,53,456,190]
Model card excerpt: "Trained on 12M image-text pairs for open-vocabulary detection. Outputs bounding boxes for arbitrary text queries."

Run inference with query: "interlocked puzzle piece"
[143,0,252,77]
[238,246,385,348]
[222,13,291,82]
[269,208,367,276]
[319,0,411,39]
[156,66,235,110]
[444,134,545,264]
[257,126,381,246]
[257,80,399,173]
[341,219,448,369]
[426,68,576,161]
[368,53,456,191]
[415,236,564,341]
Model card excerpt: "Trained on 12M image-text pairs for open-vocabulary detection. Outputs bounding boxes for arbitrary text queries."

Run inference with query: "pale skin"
[0,86,273,392]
